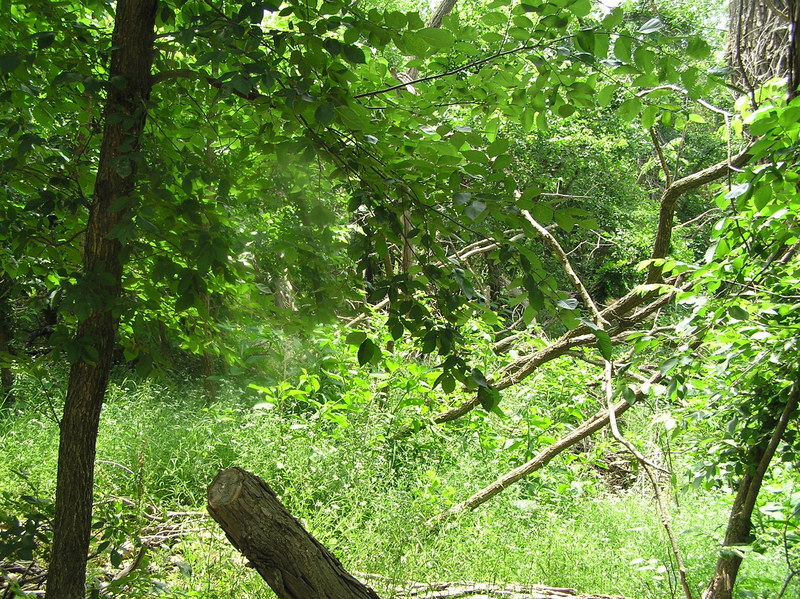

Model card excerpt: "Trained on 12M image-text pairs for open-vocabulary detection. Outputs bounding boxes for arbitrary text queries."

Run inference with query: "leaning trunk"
[702,381,799,599]
[0,278,14,405]
[208,467,382,599]
[44,1,158,597]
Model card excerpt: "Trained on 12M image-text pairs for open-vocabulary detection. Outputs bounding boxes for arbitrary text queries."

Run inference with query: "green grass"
[1,371,796,598]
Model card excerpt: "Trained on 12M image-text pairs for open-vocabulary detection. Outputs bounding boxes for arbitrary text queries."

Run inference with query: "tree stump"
[207,467,381,599]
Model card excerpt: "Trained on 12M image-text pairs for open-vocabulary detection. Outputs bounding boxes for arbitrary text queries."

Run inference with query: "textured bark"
[646,147,752,284]
[0,278,14,405]
[790,0,800,98]
[728,0,793,94]
[208,468,382,599]
[45,1,158,597]
[702,381,800,599]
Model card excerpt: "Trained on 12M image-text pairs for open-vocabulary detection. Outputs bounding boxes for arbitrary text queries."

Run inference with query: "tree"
[728,0,798,97]
[1,0,794,595]
[45,2,158,597]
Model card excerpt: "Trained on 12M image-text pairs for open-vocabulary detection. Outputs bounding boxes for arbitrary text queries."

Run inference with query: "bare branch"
[647,145,752,283]
[636,85,734,117]
[521,210,606,327]
[649,128,673,187]
[602,360,693,599]
[425,369,663,527]
[354,43,548,100]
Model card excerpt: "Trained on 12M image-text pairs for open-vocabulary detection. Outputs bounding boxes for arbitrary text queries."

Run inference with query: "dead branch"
[521,210,606,326]
[358,573,628,599]
[602,361,692,599]
[425,368,665,527]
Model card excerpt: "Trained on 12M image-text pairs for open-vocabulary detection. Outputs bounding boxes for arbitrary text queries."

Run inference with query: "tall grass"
[0,367,796,598]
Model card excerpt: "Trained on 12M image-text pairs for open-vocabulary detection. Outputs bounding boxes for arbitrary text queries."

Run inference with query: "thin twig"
[603,360,692,599]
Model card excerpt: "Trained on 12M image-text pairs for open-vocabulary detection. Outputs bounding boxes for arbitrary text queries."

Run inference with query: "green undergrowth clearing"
[0,372,794,598]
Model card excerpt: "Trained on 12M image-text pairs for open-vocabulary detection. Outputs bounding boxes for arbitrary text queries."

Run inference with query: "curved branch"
[425,371,659,528]
[521,210,606,327]
[354,42,551,99]
[647,145,752,283]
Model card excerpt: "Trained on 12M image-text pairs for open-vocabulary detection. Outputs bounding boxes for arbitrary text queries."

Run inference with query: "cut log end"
[207,468,246,507]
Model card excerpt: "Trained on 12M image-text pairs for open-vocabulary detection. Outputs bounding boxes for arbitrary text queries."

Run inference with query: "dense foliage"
[0,0,798,597]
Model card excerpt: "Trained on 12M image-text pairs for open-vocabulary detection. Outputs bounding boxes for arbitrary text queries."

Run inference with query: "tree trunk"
[0,278,14,405]
[728,0,792,94]
[702,381,800,599]
[44,1,158,597]
[207,467,382,599]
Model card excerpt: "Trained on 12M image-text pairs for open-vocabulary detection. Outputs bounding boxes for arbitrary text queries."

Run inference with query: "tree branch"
[647,145,752,283]
[425,369,663,527]
[354,43,547,99]
[521,210,606,327]
[649,128,673,187]
[603,360,692,599]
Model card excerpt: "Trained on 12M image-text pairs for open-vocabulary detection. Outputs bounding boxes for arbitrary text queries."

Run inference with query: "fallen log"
[207,467,381,599]
[207,467,628,599]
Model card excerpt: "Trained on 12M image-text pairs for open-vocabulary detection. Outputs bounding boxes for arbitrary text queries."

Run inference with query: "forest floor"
[0,370,795,598]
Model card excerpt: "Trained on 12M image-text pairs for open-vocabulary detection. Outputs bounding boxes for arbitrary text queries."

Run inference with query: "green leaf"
[593,85,614,108]
[416,27,455,48]
[314,102,335,125]
[618,97,642,122]
[342,44,366,64]
[454,192,472,205]
[659,356,679,375]
[638,18,664,34]
[487,139,510,156]
[595,330,613,360]
[0,54,23,76]
[387,317,404,340]
[346,331,367,346]
[323,38,341,56]
[622,385,637,405]
[471,368,489,389]
[686,36,710,59]
[557,298,578,310]
[478,386,501,412]
[34,32,56,49]
[357,338,377,365]
[465,199,487,220]
[569,0,592,18]
[440,372,456,393]
[728,305,749,321]
[614,37,632,62]
[641,105,658,129]
[602,7,623,28]
[482,11,508,26]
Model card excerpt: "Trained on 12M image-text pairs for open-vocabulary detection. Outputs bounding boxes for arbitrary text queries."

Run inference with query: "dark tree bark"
[702,381,800,599]
[0,277,14,405]
[728,0,800,97]
[207,467,382,599]
[44,1,158,597]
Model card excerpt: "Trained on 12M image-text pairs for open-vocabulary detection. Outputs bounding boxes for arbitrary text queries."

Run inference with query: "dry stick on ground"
[602,360,693,599]
[357,573,628,599]
[425,367,666,527]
